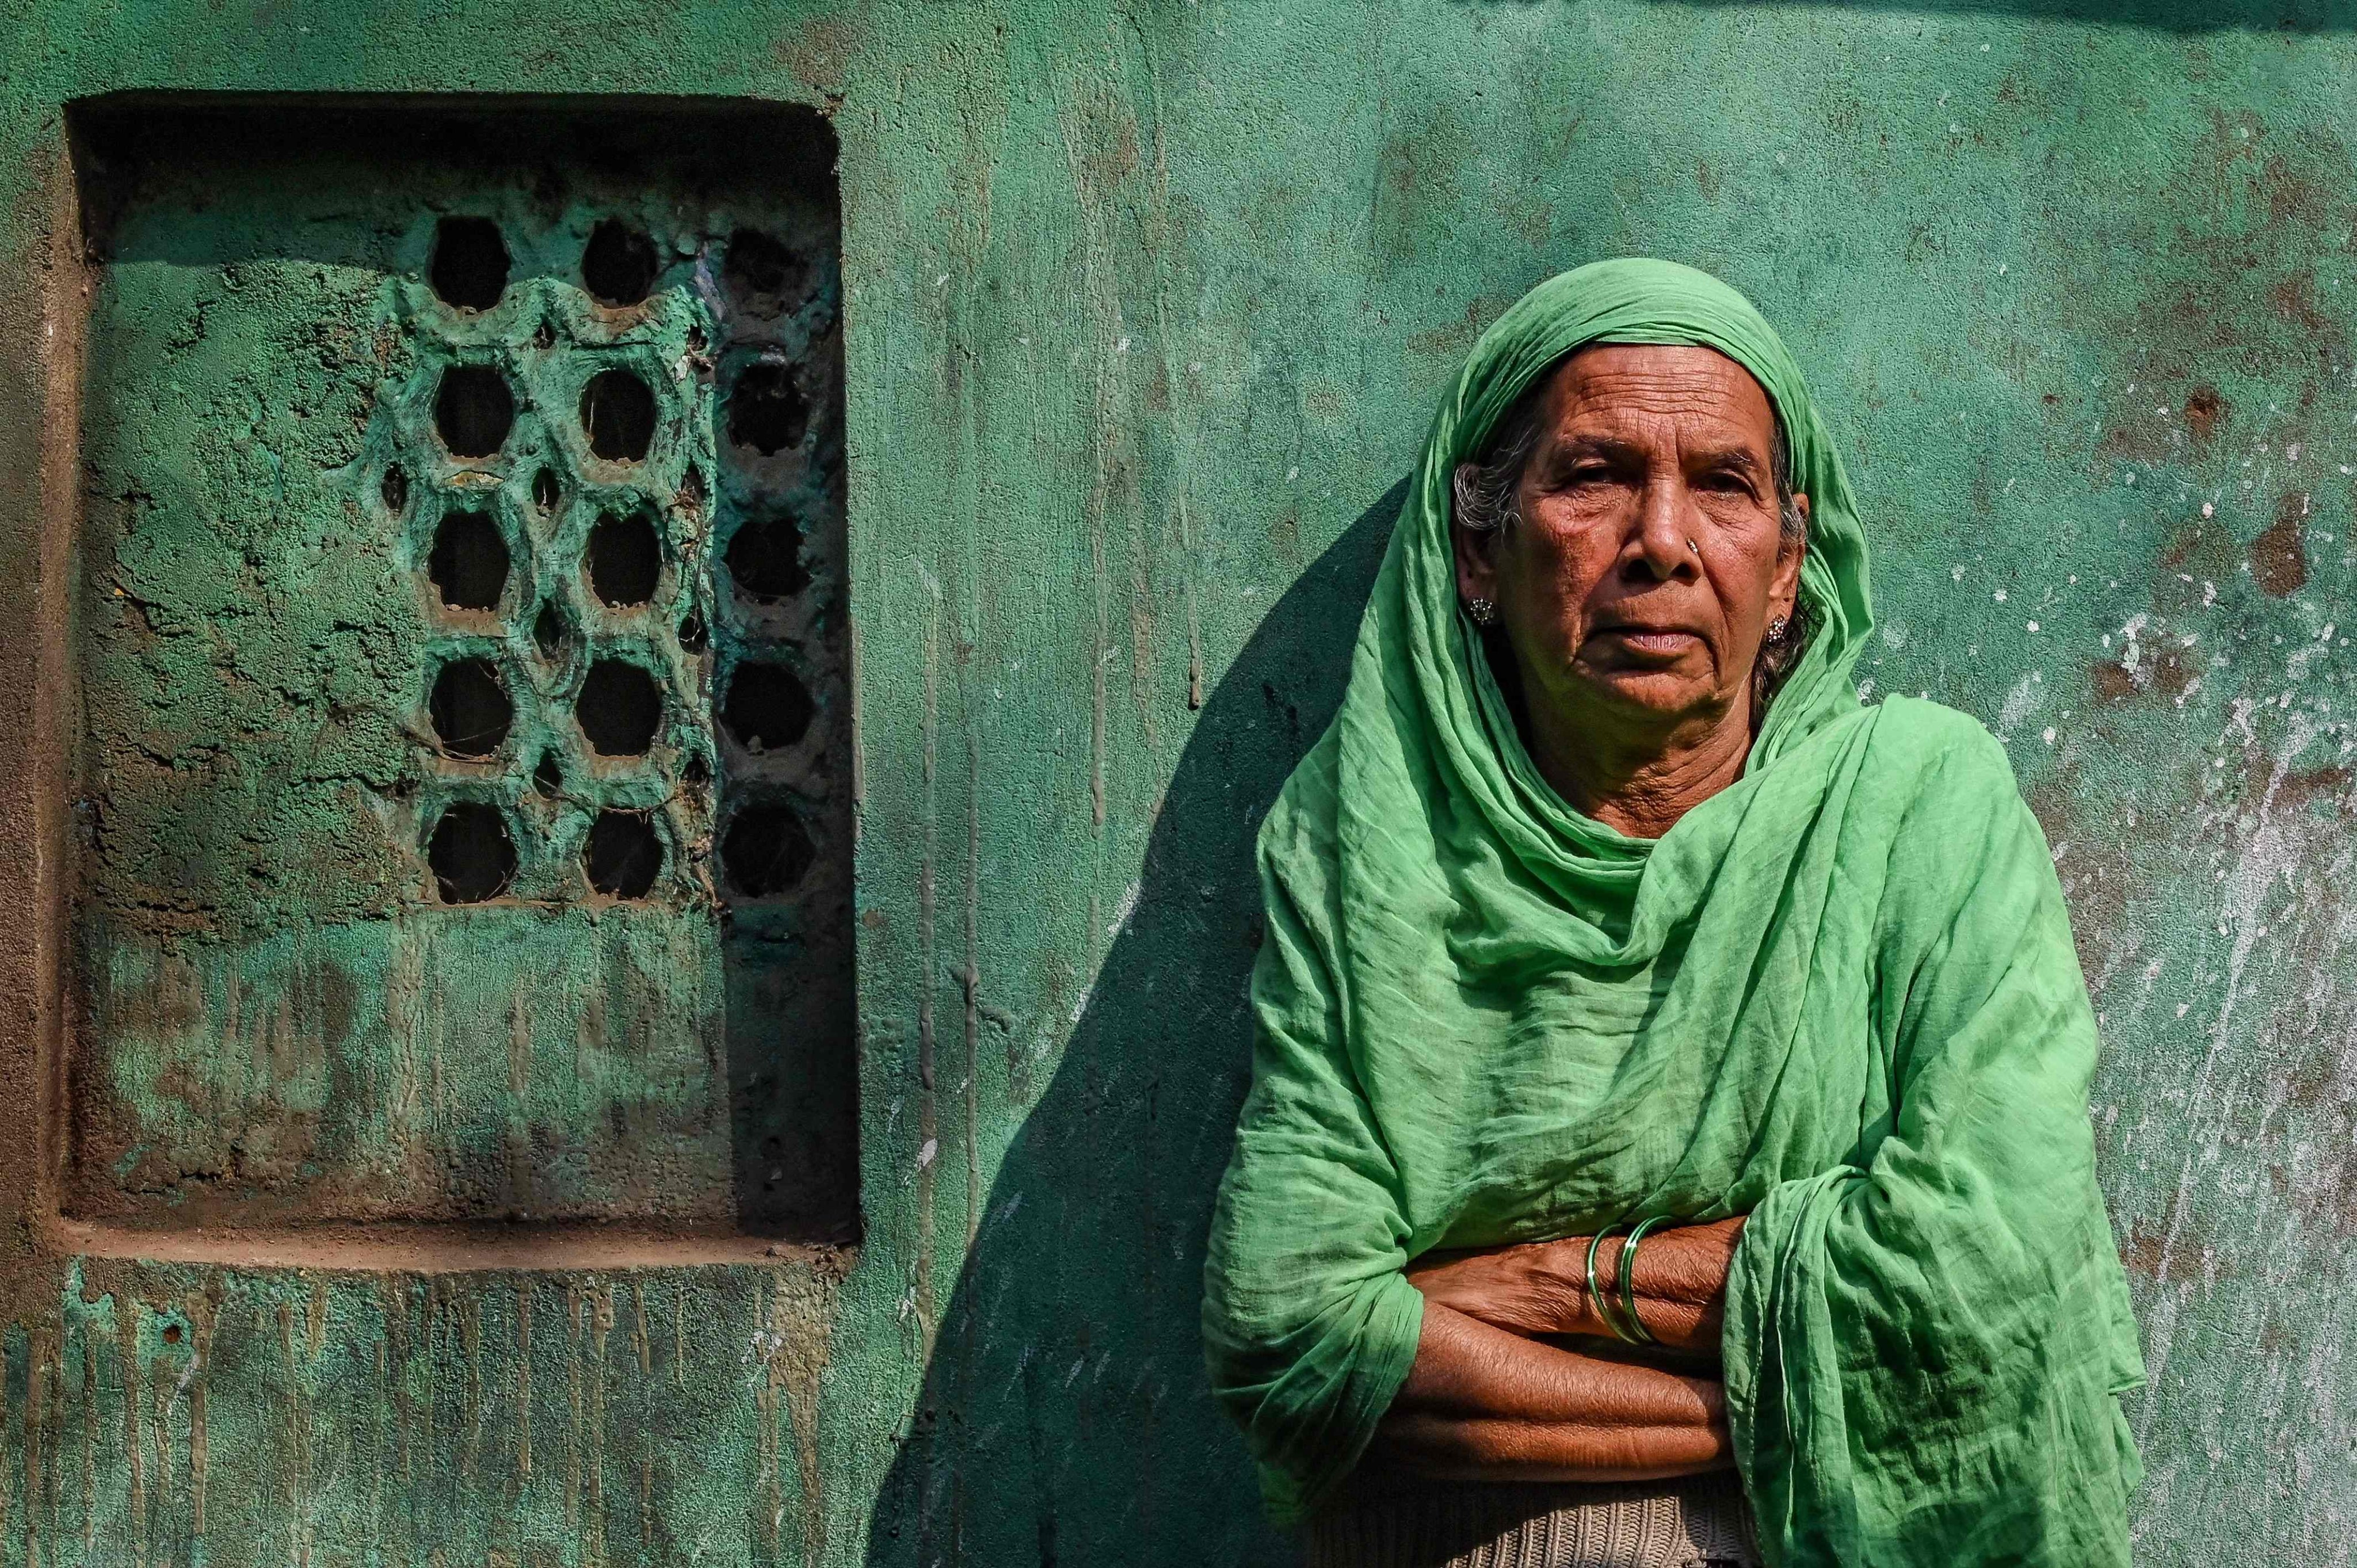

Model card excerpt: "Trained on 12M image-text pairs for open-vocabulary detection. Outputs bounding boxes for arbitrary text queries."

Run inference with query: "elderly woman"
[1202,261,2144,1568]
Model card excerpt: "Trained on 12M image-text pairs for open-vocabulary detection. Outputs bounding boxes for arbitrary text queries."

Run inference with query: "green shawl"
[1200,259,2144,1565]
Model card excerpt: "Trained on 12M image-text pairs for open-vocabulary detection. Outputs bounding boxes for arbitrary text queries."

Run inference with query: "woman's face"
[1454,344,1807,738]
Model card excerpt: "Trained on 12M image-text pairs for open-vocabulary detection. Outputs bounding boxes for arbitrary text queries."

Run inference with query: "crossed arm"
[1367,1217,1746,1482]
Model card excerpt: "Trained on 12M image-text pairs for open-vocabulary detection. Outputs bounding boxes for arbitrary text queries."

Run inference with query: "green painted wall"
[5,2,2357,1564]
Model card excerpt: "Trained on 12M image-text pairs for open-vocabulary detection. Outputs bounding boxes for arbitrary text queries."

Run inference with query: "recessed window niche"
[64,95,855,1252]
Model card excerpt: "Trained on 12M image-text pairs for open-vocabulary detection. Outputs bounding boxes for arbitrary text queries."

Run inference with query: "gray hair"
[1450,364,1812,712]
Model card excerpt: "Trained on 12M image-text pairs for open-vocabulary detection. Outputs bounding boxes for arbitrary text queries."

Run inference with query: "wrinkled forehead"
[1534,342,1780,452]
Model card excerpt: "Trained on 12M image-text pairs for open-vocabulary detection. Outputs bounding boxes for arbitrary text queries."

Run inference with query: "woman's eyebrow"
[1686,442,1769,479]
[1543,434,1644,467]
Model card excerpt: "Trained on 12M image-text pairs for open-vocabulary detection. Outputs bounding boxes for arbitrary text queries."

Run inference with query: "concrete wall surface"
[4,2,2356,1563]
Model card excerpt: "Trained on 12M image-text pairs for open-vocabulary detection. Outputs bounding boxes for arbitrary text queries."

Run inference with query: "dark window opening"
[581,368,656,463]
[728,362,808,455]
[430,216,509,311]
[582,218,659,307]
[721,661,815,753]
[585,808,663,898]
[429,657,513,757]
[724,515,810,601]
[381,464,408,514]
[533,749,563,798]
[532,601,567,661]
[435,365,515,457]
[428,802,517,903]
[677,612,708,654]
[427,510,509,611]
[577,658,663,756]
[723,804,815,898]
[532,466,561,513]
[587,510,662,606]
[724,230,812,317]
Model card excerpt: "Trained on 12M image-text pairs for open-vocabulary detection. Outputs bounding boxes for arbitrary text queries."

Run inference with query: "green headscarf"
[1202,259,2144,1565]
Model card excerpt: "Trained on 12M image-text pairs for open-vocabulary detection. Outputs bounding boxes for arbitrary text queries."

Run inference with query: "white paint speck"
[1997,670,2045,738]
[917,1138,939,1170]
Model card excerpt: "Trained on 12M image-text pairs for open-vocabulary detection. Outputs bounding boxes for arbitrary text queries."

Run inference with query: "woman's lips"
[1593,626,1701,657]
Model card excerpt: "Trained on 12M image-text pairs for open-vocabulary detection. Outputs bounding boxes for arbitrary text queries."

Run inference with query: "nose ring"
[1685,539,1699,554]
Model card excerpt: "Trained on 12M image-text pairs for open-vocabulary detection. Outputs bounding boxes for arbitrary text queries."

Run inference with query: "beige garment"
[1303,1468,1760,1568]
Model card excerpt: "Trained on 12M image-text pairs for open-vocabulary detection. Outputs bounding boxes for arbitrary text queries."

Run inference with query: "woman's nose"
[1628,478,1699,580]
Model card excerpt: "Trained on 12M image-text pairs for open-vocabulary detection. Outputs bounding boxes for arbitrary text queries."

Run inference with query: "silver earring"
[1467,597,1498,628]
[1768,614,1790,642]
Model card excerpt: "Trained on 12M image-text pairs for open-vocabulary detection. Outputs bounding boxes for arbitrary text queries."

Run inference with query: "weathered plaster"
[6,3,2357,1565]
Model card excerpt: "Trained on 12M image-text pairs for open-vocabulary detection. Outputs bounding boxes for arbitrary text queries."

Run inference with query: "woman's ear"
[1769,491,1810,621]
[1452,462,1502,608]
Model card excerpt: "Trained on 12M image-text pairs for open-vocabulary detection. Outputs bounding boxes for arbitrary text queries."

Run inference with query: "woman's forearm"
[1371,1303,1732,1482]
[1407,1216,1741,1353]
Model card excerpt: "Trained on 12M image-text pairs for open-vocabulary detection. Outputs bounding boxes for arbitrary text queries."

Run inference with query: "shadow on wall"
[1664,0,2357,26]
[864,482,1407,1567]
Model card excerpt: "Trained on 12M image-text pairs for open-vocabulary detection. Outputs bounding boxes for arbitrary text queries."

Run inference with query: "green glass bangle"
[1616,1215,1672,1346]
[1584,1222,1644,1344]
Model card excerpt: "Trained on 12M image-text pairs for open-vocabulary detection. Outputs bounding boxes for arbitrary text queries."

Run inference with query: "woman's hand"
[1372,1218,1748,1483]
[1371,1304,1733,1482]
[1407,1216,1744,1355]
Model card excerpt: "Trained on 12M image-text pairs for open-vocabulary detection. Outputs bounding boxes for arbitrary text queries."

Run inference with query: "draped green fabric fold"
[1200,258,2144,1564]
